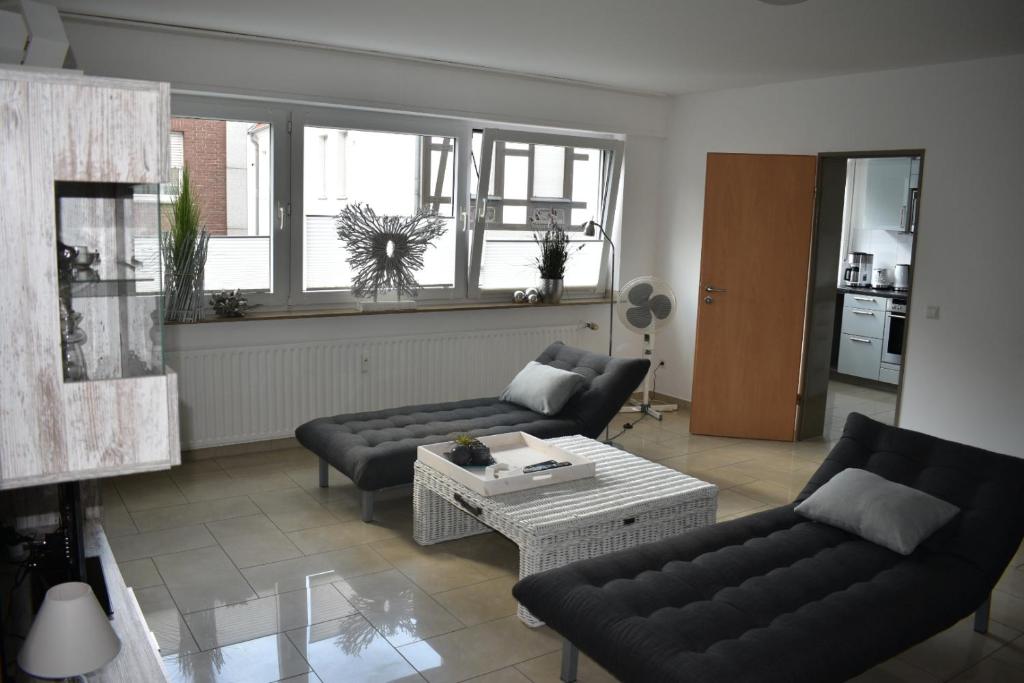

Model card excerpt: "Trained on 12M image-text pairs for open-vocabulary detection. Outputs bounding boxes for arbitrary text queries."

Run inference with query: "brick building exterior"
[171,117,227,235]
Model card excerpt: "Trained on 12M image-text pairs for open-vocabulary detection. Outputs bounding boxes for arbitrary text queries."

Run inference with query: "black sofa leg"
[361,490,375,523]
[974,593,991,634]
[318,458,329,488]
[560,639,578,682]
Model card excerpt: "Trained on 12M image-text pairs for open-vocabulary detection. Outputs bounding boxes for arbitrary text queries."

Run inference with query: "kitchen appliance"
[871,268,893,289]
[882,297,907,365]
[843,252,873,288]
[894,264,911,291]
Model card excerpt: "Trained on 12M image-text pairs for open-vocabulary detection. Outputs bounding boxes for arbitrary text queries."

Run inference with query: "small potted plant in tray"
[446,434,494,467]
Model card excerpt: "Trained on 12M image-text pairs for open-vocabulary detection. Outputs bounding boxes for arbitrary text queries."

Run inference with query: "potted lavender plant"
[533,217,581,304]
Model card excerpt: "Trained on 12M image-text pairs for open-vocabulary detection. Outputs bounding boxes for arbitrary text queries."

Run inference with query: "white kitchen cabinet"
[843,292,886,311]
[879,362,901,385]
[837,301,885,380]
[841,306,885,339]
[838,334,884,379]
[859,157,913,231]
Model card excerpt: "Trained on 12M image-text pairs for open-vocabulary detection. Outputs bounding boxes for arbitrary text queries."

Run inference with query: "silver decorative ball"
[527,292,540,304]
[526,287,539,298]
[513,290,526,303]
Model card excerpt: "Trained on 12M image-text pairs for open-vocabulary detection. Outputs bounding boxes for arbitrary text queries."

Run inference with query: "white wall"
[62,16,669,137]
[658,54,1024,455]
[58,15,670,434]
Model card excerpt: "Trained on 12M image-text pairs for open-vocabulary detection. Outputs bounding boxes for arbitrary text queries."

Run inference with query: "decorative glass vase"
[539,278,564,304]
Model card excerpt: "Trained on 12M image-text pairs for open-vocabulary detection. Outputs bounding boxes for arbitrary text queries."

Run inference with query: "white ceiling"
[53,0,1024,95]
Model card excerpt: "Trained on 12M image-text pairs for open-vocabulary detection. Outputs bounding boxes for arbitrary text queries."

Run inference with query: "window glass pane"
[302,126,456,293]
[572,148,602,225]
[204,236,271,290]
[423,136,454,213]
[165,117,273,292]
[430,149,453,199]
[474,134,611,292]
[161,118,272,294]
[470,132,481,198]
[470,132,498,199]
[168,132,184,194]
[503,205,527,225]
[533,145,565,197]
[479,232,601,290]
[503,154,528,200]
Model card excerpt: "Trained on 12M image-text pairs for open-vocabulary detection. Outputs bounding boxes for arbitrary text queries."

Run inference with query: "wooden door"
[690,153,817,441]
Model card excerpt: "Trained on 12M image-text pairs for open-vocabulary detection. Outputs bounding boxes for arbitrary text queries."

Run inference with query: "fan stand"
[620,330,678,420]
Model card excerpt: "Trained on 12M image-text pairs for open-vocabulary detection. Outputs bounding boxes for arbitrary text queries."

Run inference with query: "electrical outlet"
[925,305,940,320]
[361,354,370,374]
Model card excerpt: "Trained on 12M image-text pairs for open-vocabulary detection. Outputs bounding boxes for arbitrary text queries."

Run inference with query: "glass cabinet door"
[55,182,164,382]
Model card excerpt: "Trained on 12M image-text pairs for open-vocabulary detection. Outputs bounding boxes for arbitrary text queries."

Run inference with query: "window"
[293,109,464,305]
[163,116,275,292]
[169,96,623,310]
[469,129,622,296]
[301,126,456,293]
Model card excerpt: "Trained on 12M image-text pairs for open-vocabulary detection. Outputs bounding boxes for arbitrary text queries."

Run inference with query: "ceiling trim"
[59,11,674,99]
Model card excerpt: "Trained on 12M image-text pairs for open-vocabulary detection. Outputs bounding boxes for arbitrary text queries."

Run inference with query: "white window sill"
[167,297,611,325]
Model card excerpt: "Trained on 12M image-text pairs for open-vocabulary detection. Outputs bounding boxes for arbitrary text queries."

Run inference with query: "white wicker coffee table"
[413,434,718,626]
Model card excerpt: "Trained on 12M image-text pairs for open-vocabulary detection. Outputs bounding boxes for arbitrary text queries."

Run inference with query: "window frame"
[170,95,292,308]
[468,128,624,300]
[289,105,471,308]
[168,93,626,312]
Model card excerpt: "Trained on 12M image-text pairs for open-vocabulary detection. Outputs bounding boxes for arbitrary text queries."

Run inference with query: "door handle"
[851,310,876,316]
[849,337,874,344]
[705,285,727,293]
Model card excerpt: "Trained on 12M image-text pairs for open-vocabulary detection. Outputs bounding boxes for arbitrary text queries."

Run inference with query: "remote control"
[523,460,572,473]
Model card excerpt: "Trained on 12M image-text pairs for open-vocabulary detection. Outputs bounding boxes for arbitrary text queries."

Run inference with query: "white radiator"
[167,324,587,449]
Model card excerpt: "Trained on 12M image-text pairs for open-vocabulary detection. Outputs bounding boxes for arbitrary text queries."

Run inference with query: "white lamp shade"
[18,582,121,679]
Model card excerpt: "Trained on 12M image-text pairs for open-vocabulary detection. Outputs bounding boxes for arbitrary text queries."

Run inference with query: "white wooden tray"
[417,432,595,496]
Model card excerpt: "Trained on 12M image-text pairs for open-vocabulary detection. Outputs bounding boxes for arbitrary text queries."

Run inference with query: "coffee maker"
[843,252,873,288]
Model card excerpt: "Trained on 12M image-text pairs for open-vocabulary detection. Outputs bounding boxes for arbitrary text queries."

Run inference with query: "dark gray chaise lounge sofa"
[296,342,649,521]
[513,413,1024,683]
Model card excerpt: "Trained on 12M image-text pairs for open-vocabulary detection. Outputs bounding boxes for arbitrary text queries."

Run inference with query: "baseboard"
[183,436,301,462]
[628,390,691,408]
[829,370,898,393]
[180,392,689,463]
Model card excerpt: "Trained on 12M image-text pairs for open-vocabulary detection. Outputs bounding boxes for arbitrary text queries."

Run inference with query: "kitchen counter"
[838,286,909,300]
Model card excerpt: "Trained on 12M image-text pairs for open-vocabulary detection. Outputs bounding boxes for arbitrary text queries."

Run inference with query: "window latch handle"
[277,203,286,232]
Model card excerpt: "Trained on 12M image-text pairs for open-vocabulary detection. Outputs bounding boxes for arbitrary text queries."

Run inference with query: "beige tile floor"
[101,381,1024,683]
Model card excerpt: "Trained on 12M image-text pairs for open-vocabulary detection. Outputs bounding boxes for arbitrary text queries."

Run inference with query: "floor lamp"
[582,220,615,358]
[583,220,617,444]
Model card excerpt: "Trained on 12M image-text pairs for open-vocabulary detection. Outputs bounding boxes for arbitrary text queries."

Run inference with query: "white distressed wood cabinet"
[0,67,180,490]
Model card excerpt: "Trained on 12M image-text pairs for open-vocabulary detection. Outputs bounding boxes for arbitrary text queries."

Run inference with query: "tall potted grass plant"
[162,166,209,322]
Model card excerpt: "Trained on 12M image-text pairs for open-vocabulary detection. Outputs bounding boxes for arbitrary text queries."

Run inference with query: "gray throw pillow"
[500,361,585,416]
[795,468,960,555]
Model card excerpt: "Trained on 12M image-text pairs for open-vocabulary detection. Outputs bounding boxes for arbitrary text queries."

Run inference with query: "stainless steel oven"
[882,298,907,365]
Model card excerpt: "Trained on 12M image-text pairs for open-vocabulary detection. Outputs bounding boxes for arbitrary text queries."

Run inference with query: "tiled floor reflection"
[103,381,1024,682]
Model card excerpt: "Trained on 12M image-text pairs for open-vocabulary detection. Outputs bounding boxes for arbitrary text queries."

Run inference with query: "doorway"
[797,150,924,441]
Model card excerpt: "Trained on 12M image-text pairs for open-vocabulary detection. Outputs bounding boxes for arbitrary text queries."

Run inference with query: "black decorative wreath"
[334,203,447,300]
